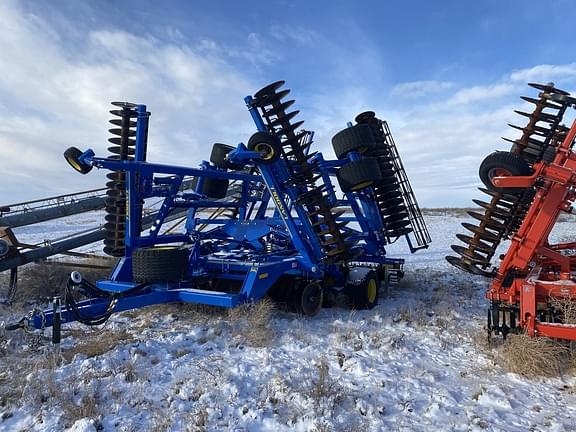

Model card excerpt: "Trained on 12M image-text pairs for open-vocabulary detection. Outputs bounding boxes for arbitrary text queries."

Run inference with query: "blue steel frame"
[29,95,411,330]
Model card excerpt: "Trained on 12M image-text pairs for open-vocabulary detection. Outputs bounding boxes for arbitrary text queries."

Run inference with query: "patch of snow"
[1,215,576,431]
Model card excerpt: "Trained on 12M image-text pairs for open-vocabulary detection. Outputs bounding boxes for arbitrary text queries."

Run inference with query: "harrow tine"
[478,187,521,203]
[468,208,506,222]
[448,82,575,279]
[455,234,495,253]
[521,95,564,110]
[268,111,300,127]
[520,96,540,105]
[528,82,570,95]
[258,89,291,106]
[253,80,285,98]
[451,245,491,266]
[445,256,494,277]
[461,222,501,242]
[471,199,513,217]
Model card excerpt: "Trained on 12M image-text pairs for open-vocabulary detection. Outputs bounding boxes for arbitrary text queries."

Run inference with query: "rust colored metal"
[446,83,574,278]
[485,116,576,340]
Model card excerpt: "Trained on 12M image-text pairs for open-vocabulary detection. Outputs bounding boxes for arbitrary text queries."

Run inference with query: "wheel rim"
[254,142,276,161]
[301,283,322,316]
[351,180,374,191]
[367,279,377,303]
[66,156,83,172]
[488,167,512,186]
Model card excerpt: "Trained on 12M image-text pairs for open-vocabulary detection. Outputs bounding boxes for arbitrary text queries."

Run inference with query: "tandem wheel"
[346,268,380,310]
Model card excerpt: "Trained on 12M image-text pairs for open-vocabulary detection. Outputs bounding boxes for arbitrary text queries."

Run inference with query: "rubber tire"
[349,270,380,310]
[337,158,382,193]
[210,143,244,170]
[479,151,532,193]
[332,124,377,159]
[299,282,323,316]
[188,176,228,199]
[132,246,189,284]
[0,239,9,258]
[541,146,557,164]
[64,147,92,174]
[247,132,281,164]
[202,178,229,199]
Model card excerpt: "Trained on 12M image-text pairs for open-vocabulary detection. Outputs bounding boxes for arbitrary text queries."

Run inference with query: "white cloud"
[0,0,574,209]
[446,83,518,105]
[391,80,454,98]
[269,24,319,46]
[302,75,565,207]
[0,1,262,202]
[510,63,576,83]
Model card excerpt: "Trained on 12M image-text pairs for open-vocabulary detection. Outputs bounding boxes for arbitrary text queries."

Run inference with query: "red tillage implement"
[447,82,576,340]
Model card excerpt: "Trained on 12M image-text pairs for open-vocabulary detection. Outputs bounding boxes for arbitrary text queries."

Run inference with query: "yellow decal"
[271,189,288,218]
[259,273,269,279]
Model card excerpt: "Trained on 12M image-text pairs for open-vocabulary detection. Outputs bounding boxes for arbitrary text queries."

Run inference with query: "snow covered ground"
[1,213,576,431]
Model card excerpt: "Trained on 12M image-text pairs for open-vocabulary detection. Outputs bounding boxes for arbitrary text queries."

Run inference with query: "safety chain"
[23,308,47,352]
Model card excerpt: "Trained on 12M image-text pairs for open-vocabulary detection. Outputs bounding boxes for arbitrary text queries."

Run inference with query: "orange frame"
[487,118,576,340]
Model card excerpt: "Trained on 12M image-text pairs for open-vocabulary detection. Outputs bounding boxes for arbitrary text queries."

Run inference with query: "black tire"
[479,151,532,193]
[202,178,229,199]
[354,111,377,124]
[332,124,377,159]
[247,132,281,164]
[189,176,228,198]
[541,146,557,164]
[210,143,244,170]
[267,275,295,306]
[347,269,379,309]
[299,282,323,316]
[64,147,92,174]
[0,239,10,258]
[132,246,189,284]
[337,158,382,192]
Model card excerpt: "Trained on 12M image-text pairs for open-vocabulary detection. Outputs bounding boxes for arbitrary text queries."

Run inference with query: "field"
[1,213,576,431]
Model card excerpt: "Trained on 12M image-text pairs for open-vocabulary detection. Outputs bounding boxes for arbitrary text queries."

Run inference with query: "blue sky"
[1,0,575,206]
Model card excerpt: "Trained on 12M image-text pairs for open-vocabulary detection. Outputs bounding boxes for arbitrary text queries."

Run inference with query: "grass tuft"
[228,298,275,347]
[549,296,576,325]
[62,329,134,363]
[499,334,571,377]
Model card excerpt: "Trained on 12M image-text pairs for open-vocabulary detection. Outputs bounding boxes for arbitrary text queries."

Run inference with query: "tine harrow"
[446,82,573,277]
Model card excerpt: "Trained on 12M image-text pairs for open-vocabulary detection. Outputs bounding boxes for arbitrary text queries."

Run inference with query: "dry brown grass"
[549,296,576,325]
[10,259,114,304]
[0,338,115,428]
[305,356,348,419]
[190,405,209,432]
[150,409,173,432]
[499,333,571,377]
[60,394,100,428]
[310,356,339,406]
[61,329,134,363]
[18,263,70,301]
[0,367,27,408]
[228,298,275,347]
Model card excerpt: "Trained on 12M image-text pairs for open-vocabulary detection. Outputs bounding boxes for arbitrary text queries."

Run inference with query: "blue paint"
[25,88,437,331]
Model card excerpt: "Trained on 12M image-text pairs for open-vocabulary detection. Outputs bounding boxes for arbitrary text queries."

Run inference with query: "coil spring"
[446,83,574,276]
[355,111,412,238]
[251,81,353,262]
[103,102,138,257]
